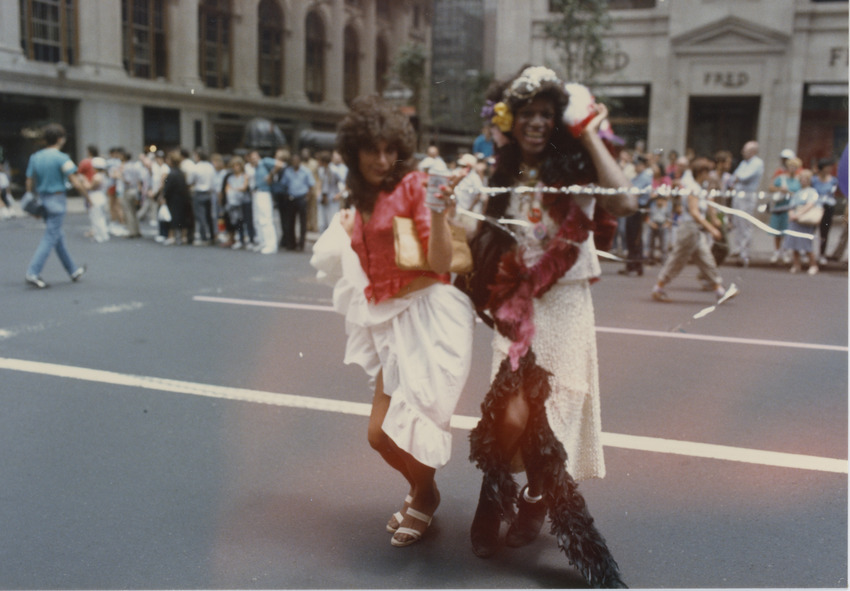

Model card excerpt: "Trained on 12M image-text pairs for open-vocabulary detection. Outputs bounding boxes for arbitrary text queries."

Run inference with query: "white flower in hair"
[562,82,599,138]
[508,66,561,99]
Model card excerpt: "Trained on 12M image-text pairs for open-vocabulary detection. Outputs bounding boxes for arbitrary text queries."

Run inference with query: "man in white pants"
[729,140,764,267]
[248,150,279,254]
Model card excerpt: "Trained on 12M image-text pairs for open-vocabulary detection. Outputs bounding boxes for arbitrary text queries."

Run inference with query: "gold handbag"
[393,216,473,274]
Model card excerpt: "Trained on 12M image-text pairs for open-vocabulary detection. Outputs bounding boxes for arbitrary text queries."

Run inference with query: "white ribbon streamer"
[474,185,815,240]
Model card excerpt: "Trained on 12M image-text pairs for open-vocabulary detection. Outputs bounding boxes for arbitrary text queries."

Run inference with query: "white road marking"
[193,296,849,353]
[193,295,332,312]
[595,326,848,352]
[91,302,145,314]
[1,356,846,475]
[0,301,146,340]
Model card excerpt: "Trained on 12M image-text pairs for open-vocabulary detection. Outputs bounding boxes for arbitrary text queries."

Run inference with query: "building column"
[0,2,23,65]
[362,0,377,95]
[77,0,125,78]
[283,1,309,104]
[324,0,346,109]
[168,0,203,88]
[232,2,261,97]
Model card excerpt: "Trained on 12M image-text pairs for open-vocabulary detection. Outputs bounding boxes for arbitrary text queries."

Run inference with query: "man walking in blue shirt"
[281,154,315,251]
[24,123,88,288]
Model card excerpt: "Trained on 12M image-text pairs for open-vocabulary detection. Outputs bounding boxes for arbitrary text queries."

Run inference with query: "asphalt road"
[0,208,846,589]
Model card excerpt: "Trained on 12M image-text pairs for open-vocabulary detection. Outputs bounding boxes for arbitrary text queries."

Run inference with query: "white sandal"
[391,507,433,547]
[386,494,413,533]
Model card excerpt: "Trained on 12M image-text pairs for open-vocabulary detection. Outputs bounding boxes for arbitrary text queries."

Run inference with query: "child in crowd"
[646,195,672,264]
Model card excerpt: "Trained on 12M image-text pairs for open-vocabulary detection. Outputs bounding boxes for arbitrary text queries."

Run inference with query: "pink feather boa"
[486,196,595,370]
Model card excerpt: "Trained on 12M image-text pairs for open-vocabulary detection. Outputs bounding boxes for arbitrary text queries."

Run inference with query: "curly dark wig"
[485,67,598,220]
[335,95,417,213]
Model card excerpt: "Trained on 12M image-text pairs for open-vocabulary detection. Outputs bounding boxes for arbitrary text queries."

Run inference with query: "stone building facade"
[486,0,847,173]
[0,0,432,184]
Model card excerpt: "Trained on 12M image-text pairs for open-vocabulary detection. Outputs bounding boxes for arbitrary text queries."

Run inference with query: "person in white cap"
[772,148,796,180]
[453,153,487,234]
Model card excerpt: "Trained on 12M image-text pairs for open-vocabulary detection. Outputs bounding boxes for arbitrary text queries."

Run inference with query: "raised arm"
[578,104,637,217]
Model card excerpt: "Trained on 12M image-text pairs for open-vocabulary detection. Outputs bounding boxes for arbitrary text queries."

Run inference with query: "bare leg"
[367,371,414,489]
[498,388,530,461]
[791,251,801,272]
[392,457,440,546]
[471,386,532,557]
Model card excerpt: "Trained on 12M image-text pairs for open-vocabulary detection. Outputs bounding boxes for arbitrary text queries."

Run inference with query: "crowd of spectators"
[1,134,844,273]
[610,142,846,275]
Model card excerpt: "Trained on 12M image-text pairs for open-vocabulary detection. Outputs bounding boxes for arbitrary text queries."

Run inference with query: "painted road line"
[193,295,332,312]
[595,326,848,353]
[193,296,848,353]
[1,356,846,475]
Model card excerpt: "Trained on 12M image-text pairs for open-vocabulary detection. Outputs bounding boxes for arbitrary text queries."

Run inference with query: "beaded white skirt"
[491,279,606,481]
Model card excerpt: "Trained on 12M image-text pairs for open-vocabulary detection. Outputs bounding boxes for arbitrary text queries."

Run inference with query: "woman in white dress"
[466,66,635,588]
[319,96,475,548]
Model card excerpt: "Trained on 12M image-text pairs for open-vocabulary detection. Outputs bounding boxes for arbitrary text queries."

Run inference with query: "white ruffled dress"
[311,215,475,469]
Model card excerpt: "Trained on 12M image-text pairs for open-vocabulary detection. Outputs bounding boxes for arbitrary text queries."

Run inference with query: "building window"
[376,0,390,19]
[198,0,231,89]
[798,83,848,166]
[121,0,166,79]
[607,0,657,8]
[549,0,656,9]
[258,0,283,96]
[597,84,651,151]
[343,26,360,105]
[143,106,180,150]
[375,36,389,95]
[305,10,325,103]
[19,0,78,64]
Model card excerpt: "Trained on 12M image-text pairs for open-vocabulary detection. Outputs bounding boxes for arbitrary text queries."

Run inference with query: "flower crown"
[482,66,562,133]
[482,66,606,140]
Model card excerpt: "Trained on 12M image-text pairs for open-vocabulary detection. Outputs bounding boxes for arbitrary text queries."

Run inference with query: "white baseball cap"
[457,153,477,167]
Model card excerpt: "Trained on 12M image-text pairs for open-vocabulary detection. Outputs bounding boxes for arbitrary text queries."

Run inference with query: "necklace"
[511,182,548,242]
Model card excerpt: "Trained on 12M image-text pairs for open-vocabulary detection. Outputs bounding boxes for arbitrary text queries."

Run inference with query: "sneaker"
[25,274,49,289]
[71,265,87,282]
[717,283,739,303]
[231,242,243,250]
[807,265,819,276]
[652,287,671,303]
[154,235,165,243]
[163,237,175,246]
[769,251,780,264]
